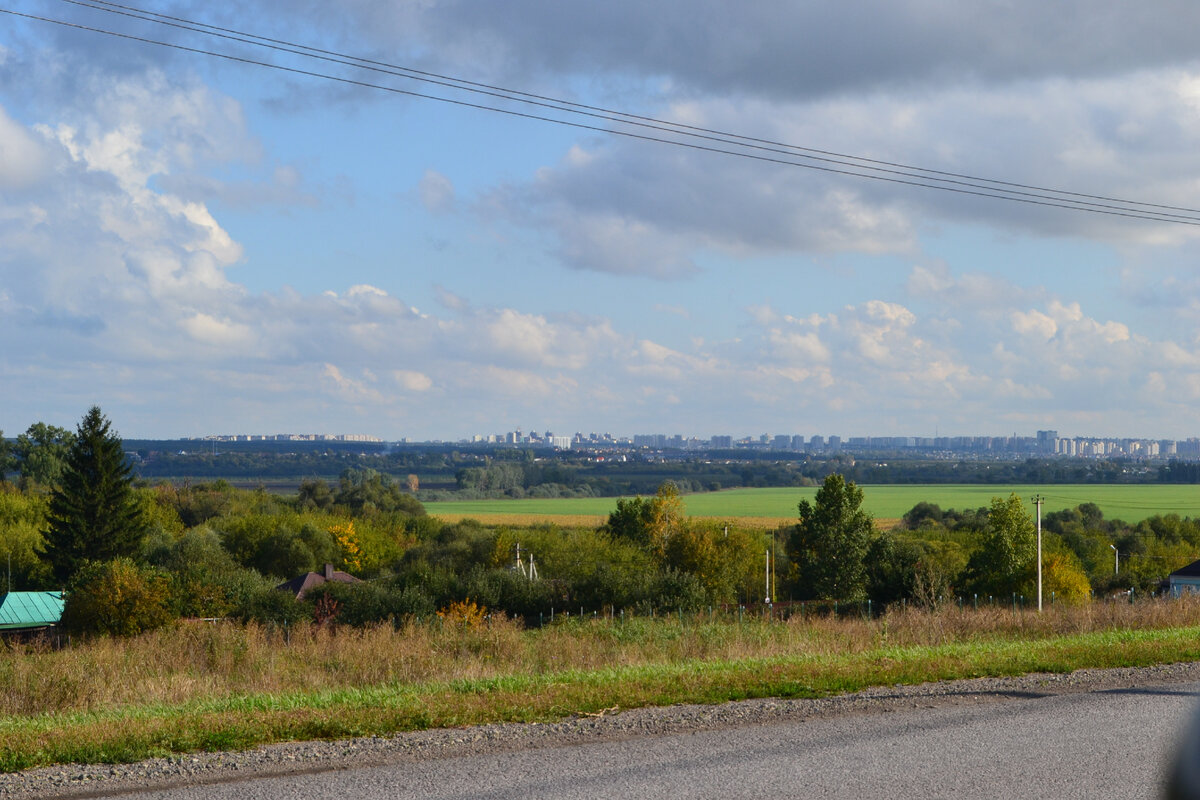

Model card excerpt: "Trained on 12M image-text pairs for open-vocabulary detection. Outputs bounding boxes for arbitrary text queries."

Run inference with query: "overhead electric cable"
[7,2,1200,225]
[59,0,1200,219]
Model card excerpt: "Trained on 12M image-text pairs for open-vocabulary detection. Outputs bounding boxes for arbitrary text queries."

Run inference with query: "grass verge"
[3,620,1200,772]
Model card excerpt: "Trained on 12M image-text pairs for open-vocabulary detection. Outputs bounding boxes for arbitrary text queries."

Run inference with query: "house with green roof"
[0,591,64,633]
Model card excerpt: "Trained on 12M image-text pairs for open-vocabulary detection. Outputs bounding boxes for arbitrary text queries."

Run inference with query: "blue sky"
[5,1,1200,441]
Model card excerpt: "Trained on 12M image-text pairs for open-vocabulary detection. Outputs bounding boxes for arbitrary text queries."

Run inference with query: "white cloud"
[1012,310,1058,340]
[181,313,253,348]
[0,107,49,189]
[394,370,434,392]
[419,169,455,213]
[322,363,383,403]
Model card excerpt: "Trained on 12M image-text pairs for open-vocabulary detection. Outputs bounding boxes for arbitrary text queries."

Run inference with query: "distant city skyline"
[174,427,1200,461]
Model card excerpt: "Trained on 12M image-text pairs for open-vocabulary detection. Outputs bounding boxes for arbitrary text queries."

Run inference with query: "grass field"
[425,484,1200,526]
[5,601,1200,770]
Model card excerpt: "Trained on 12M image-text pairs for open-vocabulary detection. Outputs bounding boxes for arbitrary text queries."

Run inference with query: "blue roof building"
[0,591,65,631]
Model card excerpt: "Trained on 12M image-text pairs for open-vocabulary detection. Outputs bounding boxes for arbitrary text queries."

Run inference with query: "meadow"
[425,484,1200,526]
[5,599,1200,770]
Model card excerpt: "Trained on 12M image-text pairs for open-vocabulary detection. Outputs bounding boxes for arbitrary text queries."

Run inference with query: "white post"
[765,548,771,604]
[1034,495,1043,612]
[771,531,777,606]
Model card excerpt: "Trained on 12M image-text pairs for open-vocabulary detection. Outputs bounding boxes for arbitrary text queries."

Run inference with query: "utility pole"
[1111,543,1119,575]
[765,548,771,604]
[1033,494,1043,612]
[771,529,777,606]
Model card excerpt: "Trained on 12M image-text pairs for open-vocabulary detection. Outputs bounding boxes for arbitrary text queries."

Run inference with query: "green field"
[425,484,1200,524]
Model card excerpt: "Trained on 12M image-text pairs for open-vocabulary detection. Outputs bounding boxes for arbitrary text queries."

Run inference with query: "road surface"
[84,679,1200,800]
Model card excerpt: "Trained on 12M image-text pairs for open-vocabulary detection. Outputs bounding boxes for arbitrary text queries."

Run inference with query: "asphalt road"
[112,680,1200,800]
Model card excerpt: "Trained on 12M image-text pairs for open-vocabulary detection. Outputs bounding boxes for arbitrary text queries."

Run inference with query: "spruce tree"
[46,407,145,583]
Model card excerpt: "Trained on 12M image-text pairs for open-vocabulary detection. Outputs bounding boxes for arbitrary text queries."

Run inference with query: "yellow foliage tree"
[1043,552,1092,605]
[437,598,487,629]
[647,482,685,560]
[329,520,362,573]
[662,521,759,604]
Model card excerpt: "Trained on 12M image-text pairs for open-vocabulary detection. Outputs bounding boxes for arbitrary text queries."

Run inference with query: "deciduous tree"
[59,557,173,636]
[15,422,75,488]
[963,493,1035,597]
[0,431,14,482]
[788,474,875,603]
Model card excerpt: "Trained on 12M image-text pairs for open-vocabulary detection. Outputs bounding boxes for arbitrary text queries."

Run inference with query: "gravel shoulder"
[5,660,1200,799]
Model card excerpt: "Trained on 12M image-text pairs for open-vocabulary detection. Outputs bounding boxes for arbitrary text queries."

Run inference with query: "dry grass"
[4,596,1200,719]
[4,599,1200,770]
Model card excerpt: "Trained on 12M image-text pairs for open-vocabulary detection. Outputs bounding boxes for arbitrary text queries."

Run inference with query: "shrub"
[60,558,174,636]
[232,584,309,626]
[305,581,435,626]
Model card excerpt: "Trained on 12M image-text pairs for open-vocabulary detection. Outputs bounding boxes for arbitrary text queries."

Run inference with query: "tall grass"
[4,597,1200,718]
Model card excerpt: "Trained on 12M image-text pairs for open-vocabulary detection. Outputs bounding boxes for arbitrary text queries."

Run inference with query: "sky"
[5,1,1200,441]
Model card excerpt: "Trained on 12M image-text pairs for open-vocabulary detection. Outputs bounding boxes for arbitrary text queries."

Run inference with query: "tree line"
[12,424,1200,500]
[3,409,1198,638]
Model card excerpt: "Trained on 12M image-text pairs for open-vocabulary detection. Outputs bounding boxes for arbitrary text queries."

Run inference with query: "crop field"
[426,484,1200,526]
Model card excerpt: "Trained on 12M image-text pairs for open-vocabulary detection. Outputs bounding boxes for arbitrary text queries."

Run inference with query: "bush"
[306,581,435,626]
[634,568,708,614]
[60,558,175,636]
[233,584,310,626]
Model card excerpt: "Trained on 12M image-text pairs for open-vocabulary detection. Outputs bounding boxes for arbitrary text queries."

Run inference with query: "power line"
[58,0,1200,220]
[7,2,1200,225]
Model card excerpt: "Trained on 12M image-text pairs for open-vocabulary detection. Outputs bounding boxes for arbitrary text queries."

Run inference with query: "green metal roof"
[0,591,64,630]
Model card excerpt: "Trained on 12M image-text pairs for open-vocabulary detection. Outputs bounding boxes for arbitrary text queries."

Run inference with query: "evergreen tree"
[46,407,146,583]
[788,473,875,602]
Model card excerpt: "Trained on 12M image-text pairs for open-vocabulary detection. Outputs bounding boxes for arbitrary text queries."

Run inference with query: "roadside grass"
[4,599,1200,771]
